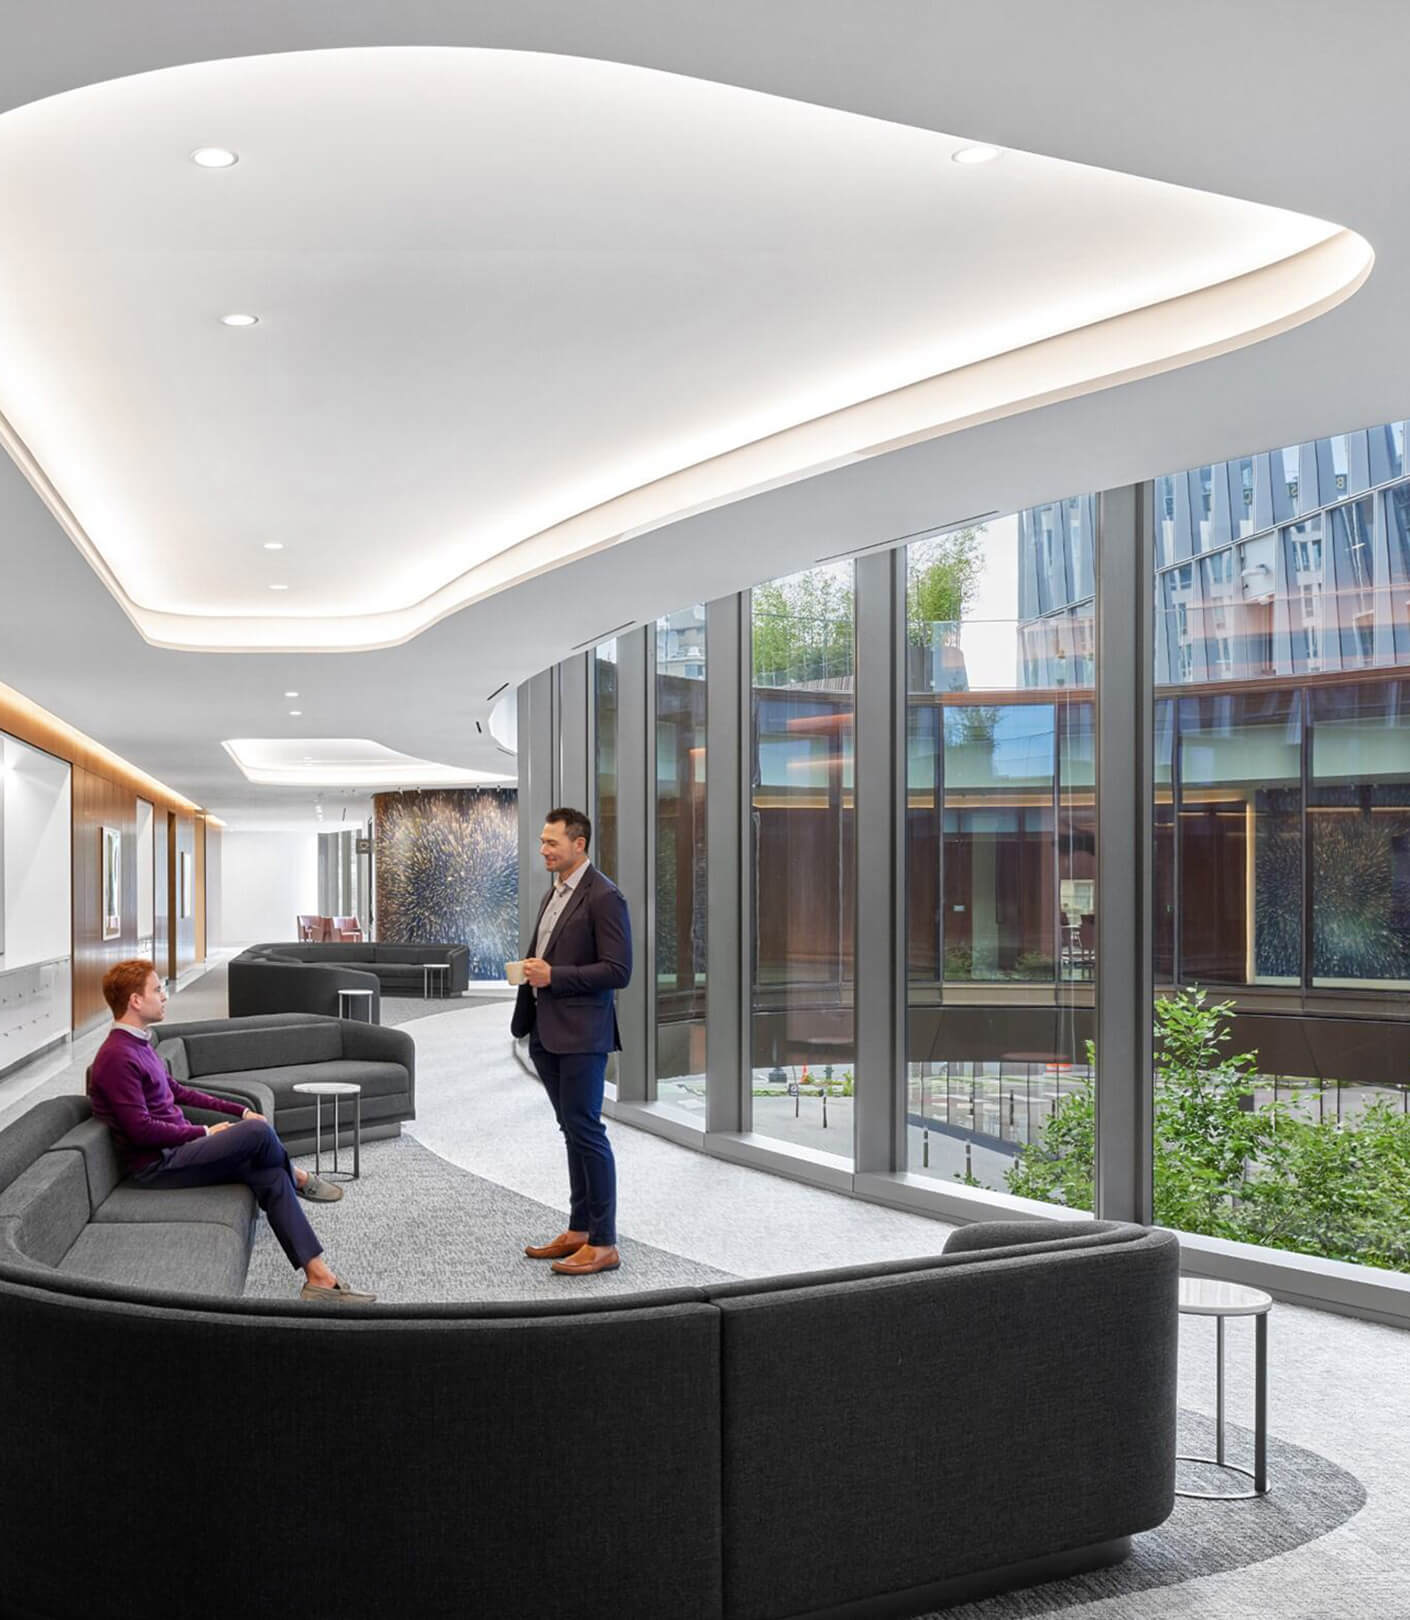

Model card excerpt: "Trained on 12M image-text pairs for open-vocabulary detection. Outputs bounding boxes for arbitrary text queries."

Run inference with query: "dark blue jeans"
[138,1118,322,1270]
[528,1039,617,1246]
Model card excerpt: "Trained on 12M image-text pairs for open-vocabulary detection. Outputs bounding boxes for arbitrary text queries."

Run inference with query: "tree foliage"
[750,528,989,684]
[1005,987,1410,1272]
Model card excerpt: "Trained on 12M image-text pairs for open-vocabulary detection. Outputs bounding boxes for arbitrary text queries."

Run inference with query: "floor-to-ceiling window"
[655,605,707,1111]
[750,563,855,1160]
[593,641,619,883]
[1143,423,1410,1273]
[905,511,1095,1195]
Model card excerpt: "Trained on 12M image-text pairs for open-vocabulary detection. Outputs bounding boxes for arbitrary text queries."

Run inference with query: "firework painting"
[373,789,518,978]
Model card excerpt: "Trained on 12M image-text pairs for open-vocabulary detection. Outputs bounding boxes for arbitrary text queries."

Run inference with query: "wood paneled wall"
[0,682,205,1034]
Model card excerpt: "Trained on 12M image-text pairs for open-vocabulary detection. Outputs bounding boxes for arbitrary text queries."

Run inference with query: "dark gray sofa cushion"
[197,1059,409,1117]
[161,1036,190,1081]
[59,1221,249,1296]
[0,1096,90,1196]
[53,1117,125,1210]
[185,1023,343,1077]
[0,1151,91,1267]
[95,1181,257,1236]
[709,1227,1178,1620]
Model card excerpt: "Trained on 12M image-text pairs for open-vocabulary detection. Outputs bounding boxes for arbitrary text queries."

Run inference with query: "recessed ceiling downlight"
[263,541,284,551]
[191,147,238,168]
[220,313,259,327]
[269,583,288,591]
[952,144,1001,165]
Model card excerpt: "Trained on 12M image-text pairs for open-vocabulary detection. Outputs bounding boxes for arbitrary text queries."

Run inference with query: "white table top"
[337,988,375,997]
[1178,1277,1273,1316]
[292,1080,362,1096]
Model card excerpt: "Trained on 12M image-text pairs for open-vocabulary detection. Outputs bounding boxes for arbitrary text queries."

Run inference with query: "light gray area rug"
[244,1132,734,1301]
[927,1411,1365,1618]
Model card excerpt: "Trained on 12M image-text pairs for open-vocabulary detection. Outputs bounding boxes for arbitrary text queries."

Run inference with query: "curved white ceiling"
[222,736,513,788]
[0,45,1370,654]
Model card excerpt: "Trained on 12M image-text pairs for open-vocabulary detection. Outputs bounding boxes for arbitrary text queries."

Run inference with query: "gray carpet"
[245,1132,734,1301]
[922,1411,1366,1618]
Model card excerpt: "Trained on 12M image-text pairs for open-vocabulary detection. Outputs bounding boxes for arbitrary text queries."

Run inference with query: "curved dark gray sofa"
[229,941,471,1021]
[152,1013,415,1157]
[0,1093,1180,1620]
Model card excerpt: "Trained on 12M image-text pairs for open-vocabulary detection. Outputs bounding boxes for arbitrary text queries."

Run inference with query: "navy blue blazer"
[510,863,632,1055]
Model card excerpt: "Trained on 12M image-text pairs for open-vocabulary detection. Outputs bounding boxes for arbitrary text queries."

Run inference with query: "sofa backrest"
[0,1096,91,1197]
[52,1118,125,1209]
[183,1022,344,1077]
[702,1224,1178,1620]
[0,1150,91,1267]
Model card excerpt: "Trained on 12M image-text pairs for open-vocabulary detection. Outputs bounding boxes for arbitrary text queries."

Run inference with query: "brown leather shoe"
[525,1230,589,1260]
[550,1244,621,1275]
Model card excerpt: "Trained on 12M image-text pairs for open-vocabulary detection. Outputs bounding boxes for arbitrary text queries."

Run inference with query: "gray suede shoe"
[300,1277,376,1304]
[297,1174,344,1203]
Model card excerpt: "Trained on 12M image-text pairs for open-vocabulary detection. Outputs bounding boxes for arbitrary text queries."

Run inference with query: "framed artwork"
[178,850,193,920]
[101,826,121,940]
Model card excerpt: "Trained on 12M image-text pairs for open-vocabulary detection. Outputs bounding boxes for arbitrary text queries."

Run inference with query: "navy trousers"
[138,1118,322,1270]
[528,1038,617,1246]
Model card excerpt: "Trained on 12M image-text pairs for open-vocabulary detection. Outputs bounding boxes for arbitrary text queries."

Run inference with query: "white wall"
[1,733,71,969]
[217,830,318,946]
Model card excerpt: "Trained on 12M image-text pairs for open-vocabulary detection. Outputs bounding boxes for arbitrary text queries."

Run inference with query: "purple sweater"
[88,1027,244,1172]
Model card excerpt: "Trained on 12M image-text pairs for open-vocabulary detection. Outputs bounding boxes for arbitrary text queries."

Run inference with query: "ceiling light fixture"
[220,313,259,327]
[190,147,238,168]
[263,542,284,551]
[284,690,299,698]
[288,709,302,716]
[269,583,288,591]
[951,144,1001,165]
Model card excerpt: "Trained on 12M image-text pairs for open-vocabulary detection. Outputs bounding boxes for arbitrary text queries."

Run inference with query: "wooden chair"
[296,914,328,942]
[331,916,364,942]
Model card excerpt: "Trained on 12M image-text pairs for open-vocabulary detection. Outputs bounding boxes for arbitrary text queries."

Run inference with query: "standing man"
[512,807,631,1275]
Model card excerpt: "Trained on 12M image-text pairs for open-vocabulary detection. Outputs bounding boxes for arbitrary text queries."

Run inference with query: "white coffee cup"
[505,959,527,986]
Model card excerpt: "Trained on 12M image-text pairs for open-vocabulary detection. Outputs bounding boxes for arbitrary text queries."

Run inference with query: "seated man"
[87,958,374,1304]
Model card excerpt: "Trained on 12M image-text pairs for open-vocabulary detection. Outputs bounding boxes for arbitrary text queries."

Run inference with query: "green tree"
[751,565,855,684]
[1003,988,1410,1274]
[906,527,987,645]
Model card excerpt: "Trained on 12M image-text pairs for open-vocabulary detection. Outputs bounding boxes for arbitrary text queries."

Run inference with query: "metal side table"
[422,962,452,999]
[292,1080,362,1181]
[1176,1277,1272,1500]
[337,988,375,1023]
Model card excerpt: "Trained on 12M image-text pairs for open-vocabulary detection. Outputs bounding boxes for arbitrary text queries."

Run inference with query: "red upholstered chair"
[296,914,329,942]
[332,916,364,942]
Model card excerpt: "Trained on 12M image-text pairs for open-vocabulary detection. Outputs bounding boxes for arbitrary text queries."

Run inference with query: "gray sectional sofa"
[0,1087,1180,1620]
[229,940,471,1021]
[152,1012,415,1156]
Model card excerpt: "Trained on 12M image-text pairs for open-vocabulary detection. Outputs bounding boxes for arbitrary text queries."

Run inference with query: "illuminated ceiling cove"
[0,46,1370,654]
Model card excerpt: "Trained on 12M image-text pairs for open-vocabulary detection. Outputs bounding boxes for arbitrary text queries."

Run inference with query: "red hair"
[102,959,158,1019]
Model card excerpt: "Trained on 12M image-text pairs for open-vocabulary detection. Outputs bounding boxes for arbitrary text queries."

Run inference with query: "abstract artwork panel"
[374,788,518,978]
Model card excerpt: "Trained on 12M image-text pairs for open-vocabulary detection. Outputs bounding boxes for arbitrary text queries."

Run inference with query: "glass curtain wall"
[654,606,707,1111]
[593,641,619,883]
[905,513,1096,1197]
[750,563,856,1160]
[1143,421,1410,1273]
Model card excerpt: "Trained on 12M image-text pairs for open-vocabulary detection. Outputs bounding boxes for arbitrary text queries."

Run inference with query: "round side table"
[337,987,375,1023]
[1176,1277,1272,1500]
[292,1080,362,1181]
[422,962,451,999]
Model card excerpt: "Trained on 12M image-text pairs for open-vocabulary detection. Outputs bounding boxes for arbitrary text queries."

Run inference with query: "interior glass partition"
[654,605,707,1111]
[750,563,856,1160]
[904,510,1096,1197]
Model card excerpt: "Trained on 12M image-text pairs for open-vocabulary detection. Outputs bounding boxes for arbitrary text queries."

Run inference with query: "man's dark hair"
[545,806,592,850]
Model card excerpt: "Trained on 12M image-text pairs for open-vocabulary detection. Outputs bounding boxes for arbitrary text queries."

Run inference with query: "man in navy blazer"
[511,806,632,1275]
